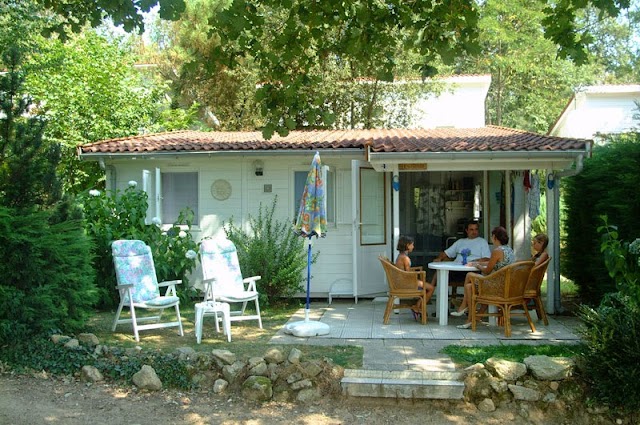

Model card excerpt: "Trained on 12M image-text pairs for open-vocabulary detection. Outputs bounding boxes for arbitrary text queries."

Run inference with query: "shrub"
[563,133,640,305]
[0,207,97,344]
[223,196,310,306]
[0,46,62,210]
[0,336,192,390]
[578,220,640,410]
[81,183,198,308]
[579,293,640,411]
[597,217,640,302]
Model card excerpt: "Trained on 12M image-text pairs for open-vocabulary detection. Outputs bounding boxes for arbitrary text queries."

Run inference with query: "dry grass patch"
[84,301,363,369]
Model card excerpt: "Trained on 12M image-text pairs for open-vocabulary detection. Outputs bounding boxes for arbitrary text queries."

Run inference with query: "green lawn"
[442,343,585,368]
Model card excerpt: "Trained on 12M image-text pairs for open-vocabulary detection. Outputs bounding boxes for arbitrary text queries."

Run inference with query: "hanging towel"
[523,170,531,192]
[529,173,540,219]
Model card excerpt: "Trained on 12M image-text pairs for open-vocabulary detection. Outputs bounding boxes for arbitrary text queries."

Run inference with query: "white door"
[351,160,391,299]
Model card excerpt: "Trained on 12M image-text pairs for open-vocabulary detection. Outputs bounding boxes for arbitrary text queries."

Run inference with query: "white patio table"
[428,261,478,326]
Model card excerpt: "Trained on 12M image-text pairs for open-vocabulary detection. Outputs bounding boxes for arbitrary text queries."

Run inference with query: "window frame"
[293,165,336,226]
[160,171,199,226]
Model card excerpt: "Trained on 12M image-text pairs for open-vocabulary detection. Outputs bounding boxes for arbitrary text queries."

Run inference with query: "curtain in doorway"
[416,186,445,236]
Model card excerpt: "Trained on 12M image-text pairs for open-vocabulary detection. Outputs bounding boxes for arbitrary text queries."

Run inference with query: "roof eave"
[367,150,587,172]
[77,148,366,161]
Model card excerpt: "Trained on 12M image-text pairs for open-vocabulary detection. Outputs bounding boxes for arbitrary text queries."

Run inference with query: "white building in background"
[345,74,491,129]
[408,74,491,128]
[548,84,640,141]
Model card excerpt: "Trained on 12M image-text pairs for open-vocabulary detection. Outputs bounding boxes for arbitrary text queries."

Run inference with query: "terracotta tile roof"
[78,126,589,156]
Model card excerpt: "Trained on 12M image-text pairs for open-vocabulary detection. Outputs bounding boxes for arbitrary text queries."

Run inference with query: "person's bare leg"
[412,281,426,319]
[453,277,473,314]
[424,283,435,305]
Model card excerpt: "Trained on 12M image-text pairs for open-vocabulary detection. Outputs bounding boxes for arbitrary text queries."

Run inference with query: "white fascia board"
[368,151,585,172]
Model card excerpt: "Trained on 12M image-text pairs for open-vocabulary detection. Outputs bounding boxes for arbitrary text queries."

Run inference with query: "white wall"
[410,76,490,128]
[550,86,640,140]
[108,154,359,296]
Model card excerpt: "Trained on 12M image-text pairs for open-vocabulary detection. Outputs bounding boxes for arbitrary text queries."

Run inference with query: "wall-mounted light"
[254,160,264,176]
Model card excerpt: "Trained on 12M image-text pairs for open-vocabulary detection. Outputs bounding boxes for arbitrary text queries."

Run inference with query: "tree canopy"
[452,0,607,133]
[31,0,634,137]
[35,0,186,35]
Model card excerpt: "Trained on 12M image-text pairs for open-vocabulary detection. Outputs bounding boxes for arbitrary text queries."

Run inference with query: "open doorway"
[398,171,484,270]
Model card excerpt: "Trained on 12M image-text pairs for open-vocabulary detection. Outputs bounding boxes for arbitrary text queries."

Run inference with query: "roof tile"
[78,126,589,155]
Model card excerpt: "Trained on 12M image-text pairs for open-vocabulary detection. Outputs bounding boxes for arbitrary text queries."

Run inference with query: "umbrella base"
[283,320,331,337]
[283,309,330,337]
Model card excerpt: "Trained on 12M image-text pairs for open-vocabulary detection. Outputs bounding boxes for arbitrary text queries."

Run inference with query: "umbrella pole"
[305,236,312,322]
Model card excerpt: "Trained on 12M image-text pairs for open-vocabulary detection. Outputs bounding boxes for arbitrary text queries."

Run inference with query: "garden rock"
[175,347,197,360]
[302,361,323,378]
[80,365,103,383]
[286,371,304,384]
[132,365,162,391]
[50,334,70,344]
[508,384,541,401]
[288,348,302,364]
[524,355,575,380]
[485,357,527,381]
[213,379,228,394]
[290,378,312,391]
[94,345,108,356]
[264,347,285,364]
[464,363,485,373]
[212,349,236,365]
[273,389,291,402]
[478,398,496,412]
[489,376,508,394]
[222,361,245,383]
[64,338,79,349]
[296,387,321,403]
[248,359,268,377]
[192,371,218,389]
[125,346,142,356]
[464,368,494,402]
[77,333,99,347]
[267,363,280,381]
[242,376,272,401]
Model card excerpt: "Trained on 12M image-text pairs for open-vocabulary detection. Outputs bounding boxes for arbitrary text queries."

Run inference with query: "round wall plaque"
[211,179,232,201]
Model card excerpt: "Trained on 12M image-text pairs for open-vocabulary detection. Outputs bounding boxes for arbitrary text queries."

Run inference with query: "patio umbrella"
[284,151,330,337]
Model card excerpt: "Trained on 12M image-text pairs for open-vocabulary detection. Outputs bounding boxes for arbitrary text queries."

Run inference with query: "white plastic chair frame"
[111,240,184,342]
[200,239,263,329]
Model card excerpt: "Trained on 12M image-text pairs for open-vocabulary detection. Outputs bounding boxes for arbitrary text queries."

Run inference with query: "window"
[161,172,199,224]
[359,168,385,245]
[294,167,335,224]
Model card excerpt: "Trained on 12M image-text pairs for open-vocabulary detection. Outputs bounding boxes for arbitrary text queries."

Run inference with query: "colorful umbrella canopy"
[294,151,327,238]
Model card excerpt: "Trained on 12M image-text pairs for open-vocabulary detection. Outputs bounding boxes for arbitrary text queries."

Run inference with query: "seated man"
[430,220,491,291]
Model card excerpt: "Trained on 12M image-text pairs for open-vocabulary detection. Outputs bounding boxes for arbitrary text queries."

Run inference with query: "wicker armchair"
[378,256,427,325]
[468,261,536,337]
[523,257,551,325]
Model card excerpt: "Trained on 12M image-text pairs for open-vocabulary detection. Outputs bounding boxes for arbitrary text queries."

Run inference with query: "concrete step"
[341,369,465,400]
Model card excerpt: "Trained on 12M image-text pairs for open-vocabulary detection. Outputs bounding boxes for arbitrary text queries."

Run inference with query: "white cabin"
[78,75,590,314]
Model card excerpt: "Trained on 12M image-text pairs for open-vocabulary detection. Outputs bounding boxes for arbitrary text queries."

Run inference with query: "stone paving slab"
[341,368,466,399]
